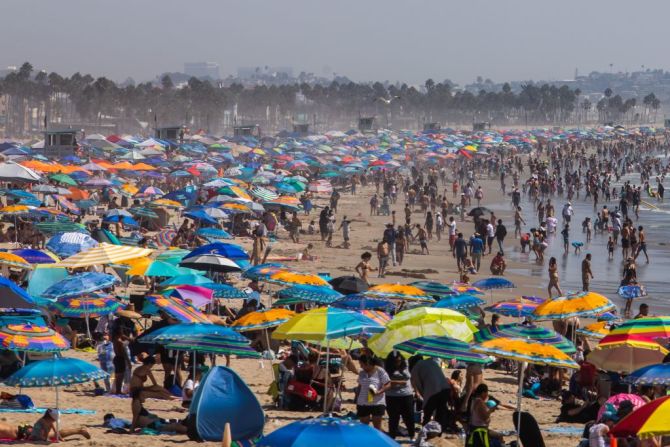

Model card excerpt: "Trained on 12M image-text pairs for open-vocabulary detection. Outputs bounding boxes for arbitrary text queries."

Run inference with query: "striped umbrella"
[129,207,159,219]
[155,229,177,247]
[139,322,247,344]
[208,283,249,299]
[368,321,473,359]
[48,296,122,318]
[277,285,343,305]
[242,263,287,281]
[395,336,491,364]
[272,307,384,341]
[625,363,670,386]
[165,335,260,358]
[433,294,486,310]
[56,243,152,268]
[231,309,296,332]
[365,284,430,301]
[471,338,579,369]
[451,282,485,295]
[409,281,456,298]
[144,295,210,323]
[36,221,88,234]
[11,249,58,264]
[576,321,611,340]
[532,291,615,320]
[359,310,392,327]
[0,252,32,269]
[0,324,70,352]
[332,294,394,310]
[267,271,330,287]
[587,334,669,374]
[474,323,576,354]
[611,395,670,439]
[609,317,670,341]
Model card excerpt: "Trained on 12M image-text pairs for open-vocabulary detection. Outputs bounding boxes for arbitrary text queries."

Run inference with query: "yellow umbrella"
[532,291,615,320]
[576,321,611,340]
[150,199,183,209]
[368,322,472,358]
[365,283,430,301]
[56,243,152,268]
[0,205,33,214]
[471,338,579,369]
[120,183,139,196]
[267,271,330,287]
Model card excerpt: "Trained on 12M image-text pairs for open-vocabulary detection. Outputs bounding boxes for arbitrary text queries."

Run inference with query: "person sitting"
[490,252,506,275]
[182,366,207,409]
[129,356,177,430]
[557,392,602,423]
[467,384,505,447]
[28,409,91,441]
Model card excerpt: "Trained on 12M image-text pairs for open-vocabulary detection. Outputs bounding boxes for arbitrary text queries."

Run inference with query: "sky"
[2,0,670,86]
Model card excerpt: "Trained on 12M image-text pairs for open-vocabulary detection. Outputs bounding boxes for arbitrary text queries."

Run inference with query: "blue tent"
[189,366,264,442]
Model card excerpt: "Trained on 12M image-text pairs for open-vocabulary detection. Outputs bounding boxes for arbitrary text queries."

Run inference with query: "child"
[572,241,584,254]
[607,236,615,260]
[301,243,316,261]
[96,332,115,393]
[29,409,90,441]
[561,224,570,253]
[307,221,316,235]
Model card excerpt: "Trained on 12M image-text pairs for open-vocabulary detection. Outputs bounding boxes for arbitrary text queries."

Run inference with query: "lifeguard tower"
[292,123,310,136]
[423,122,441,132]
[233,124,261,138]
[155,125,184,142]
[472,122,490,131]
[358,116,376,134]
[42,128,80,158]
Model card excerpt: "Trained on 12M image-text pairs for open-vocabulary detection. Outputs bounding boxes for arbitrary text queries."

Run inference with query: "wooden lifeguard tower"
[233,124,261,138]
[155,125,184,142]
[472,122,491,131]
[42,127,81,158]
[423,122,441,132]
[358,116,376,134]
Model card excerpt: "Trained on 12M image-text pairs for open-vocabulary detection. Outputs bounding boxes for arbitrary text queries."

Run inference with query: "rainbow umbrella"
[451,282,485,295]
[485,300,539,317]
[267,271,330,287]
[409,281,456,298]
[48,296,122,318]
[474,323,576,354]
[0,323,70,352]
[611,395,670,439]
[395,336,491,364]
[625,363,670,386]
[144,295,210,323]
[155,229,178,247]
[576,321,611,340]
[0,252,32,270]
[433,294,486,310]
[587,333,669,374]
[364,283,430,301]
[532,291,615,320]
[609,317,670,341]
[231,309,296,332]
[272,307,384,341]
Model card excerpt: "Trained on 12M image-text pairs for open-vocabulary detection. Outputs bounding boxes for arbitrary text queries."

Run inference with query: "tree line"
[0,62,662,137]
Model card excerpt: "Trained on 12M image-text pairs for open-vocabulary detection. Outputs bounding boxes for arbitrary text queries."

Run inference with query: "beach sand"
[1,176,583,447]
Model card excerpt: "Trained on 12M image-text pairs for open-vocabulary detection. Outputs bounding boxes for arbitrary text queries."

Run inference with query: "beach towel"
[0,408,95,415]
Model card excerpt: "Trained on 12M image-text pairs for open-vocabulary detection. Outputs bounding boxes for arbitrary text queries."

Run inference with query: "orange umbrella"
[113,161,135,170]
[66,188,90,201]
[134,163,156,171]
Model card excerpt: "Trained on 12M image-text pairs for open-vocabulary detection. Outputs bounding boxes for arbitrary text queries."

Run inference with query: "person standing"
[395,226,406,266]
[377,240,390,278]
[384,352,415,440]
[469,232,484,272]
[485,220,495,254]
[411,357,455,433]
[448,217,457,251]
[494,219,507,255]
[338,216,351,249]
[582,253,594,291]
[548,257,563,298]
[514,206,525,238]
[453,232,468,271]
[634,225,649,263]
[383,223,397,266]
[356,355,391,431]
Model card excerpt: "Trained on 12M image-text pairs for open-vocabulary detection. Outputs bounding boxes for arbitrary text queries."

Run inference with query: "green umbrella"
[129,207,159,219]
[49,173,78,186]
[156,249,191,265]
[35,222,88,234]
[142,260,183,277]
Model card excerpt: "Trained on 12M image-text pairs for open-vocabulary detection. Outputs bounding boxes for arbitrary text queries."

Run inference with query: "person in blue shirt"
[469,233,484,271]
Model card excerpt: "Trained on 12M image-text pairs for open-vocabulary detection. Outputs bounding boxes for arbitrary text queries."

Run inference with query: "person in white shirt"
[182,366,207,409]
[485,221,496,255]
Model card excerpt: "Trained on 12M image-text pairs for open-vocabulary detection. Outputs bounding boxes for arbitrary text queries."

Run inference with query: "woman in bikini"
[129,356,177,430]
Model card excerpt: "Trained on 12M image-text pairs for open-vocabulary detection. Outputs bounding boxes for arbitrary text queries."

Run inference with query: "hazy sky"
[2,0,669,85]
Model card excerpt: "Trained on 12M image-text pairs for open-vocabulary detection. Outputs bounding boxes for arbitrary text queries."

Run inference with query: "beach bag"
[286,380,318,401]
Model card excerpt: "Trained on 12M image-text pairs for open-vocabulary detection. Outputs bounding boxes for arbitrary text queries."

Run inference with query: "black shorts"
[356,404,386,418]
[113,356,127,374]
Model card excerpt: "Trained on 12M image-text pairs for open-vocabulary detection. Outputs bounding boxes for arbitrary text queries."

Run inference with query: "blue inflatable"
[189,366,264,442]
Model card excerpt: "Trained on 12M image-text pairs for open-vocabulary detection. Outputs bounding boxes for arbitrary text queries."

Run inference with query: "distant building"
[184,62,220,80]
[237,66,294,79]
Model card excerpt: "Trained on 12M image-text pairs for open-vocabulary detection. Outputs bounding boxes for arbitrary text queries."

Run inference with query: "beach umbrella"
[143,295,211,323]
[36,221,88,235]
[485,300,539,318]
[625,363,670,386]
[11,248,57,264]
[472,277,516,290]
[267,271,330,287]
[409,281,456,298]
[184,210,219,225]
[155,249,191,264]
[433,294,486,310]
[395,336,491,364]
[56,243,152,268]
[164,334,260,358]
[611,395,670,439]
[41,272,119,299]
[368,321,472,359]
[159,273,213,287]
[150,198,182,209]
[165,285,213,309]
[0,252,32,270]
[4,357,107,387]
[250,186,279,201]
[597,393,647,422]
[532,291,616,320]
[196,227,233,240]
[387,307,477,334]
[48,296,122,337]
[139,322,246,344]
[328,275,368,295]
[587,334,669,374]
[277,285,343,305]
[231,308,296,331]
[365,283,430,301]
[618,285,647,299]
[127,260,182,277]
[257,416,400,447]
[203,283,248,299]
[179,254,241,273]
[332,294,393,310]
[359,310,392,327]
[450,282,485,295]
[0,277,39,308]
[188,242,249,260]
[129,206,159,219]
[608,317,670,341]
[272,307,384,341]
[576,321,611,340]
[0,323,69,352]
[474,323,576,354]
[49,173,77,186]
[243,263,287,281]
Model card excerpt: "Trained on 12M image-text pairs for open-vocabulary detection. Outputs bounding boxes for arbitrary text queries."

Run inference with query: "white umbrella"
[0,162,41,182]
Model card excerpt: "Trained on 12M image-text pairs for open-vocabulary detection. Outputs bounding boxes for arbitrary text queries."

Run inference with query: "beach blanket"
[0,408,95,415]
[542,426,583,435]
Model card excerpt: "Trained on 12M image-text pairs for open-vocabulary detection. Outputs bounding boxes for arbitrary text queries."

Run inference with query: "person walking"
[581,253,594,291]
[469,232,484,272]
[453,232,468,271]
[548,257,563,298]
[494,219,507,255]
[634,225,649,263]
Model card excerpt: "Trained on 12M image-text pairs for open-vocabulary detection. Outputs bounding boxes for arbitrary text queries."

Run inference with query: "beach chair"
[512,411,546,447]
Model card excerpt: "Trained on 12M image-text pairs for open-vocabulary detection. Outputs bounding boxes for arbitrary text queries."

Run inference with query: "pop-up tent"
[188,366,264,442]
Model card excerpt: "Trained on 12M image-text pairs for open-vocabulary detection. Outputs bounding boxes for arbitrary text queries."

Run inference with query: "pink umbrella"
[167,285,213,309]
[597,393,646,420]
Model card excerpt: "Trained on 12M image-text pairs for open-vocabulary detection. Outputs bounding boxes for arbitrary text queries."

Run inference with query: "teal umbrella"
[395,336,492,364]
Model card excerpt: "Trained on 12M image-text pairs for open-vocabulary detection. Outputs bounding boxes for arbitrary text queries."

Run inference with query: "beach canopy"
[272,307,384,341]
[257,416,400,447]
[611,395,670,439]
[56,243,151,268]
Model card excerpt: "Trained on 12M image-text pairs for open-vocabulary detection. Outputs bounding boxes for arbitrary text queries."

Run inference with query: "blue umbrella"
[277,285,343,304]
[188,242,249,260]
[46,232,98,258]
[4,357,107,388]
[242,263,287,280]
[139,323,248,344]
[472,277,516,290]
[332,294,394,310]
[184,210,219,225]
[410,280,456,298]
[103,215,140,227]
[625,363,670,386]
[207,283,249,299]
[41,272,119,299]
[196,227,233,240]
[257,417,399,447]
[618,285,647,299]
[433,293,486,310]
[11,249,56,264]
[0,277,38,307]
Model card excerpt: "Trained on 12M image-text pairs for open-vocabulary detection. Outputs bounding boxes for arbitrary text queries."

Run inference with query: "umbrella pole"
[85,313,91,340]
[55,385,61,442]
[516,361,526,446]
[323,339,330,415]
[173,352,179,385]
